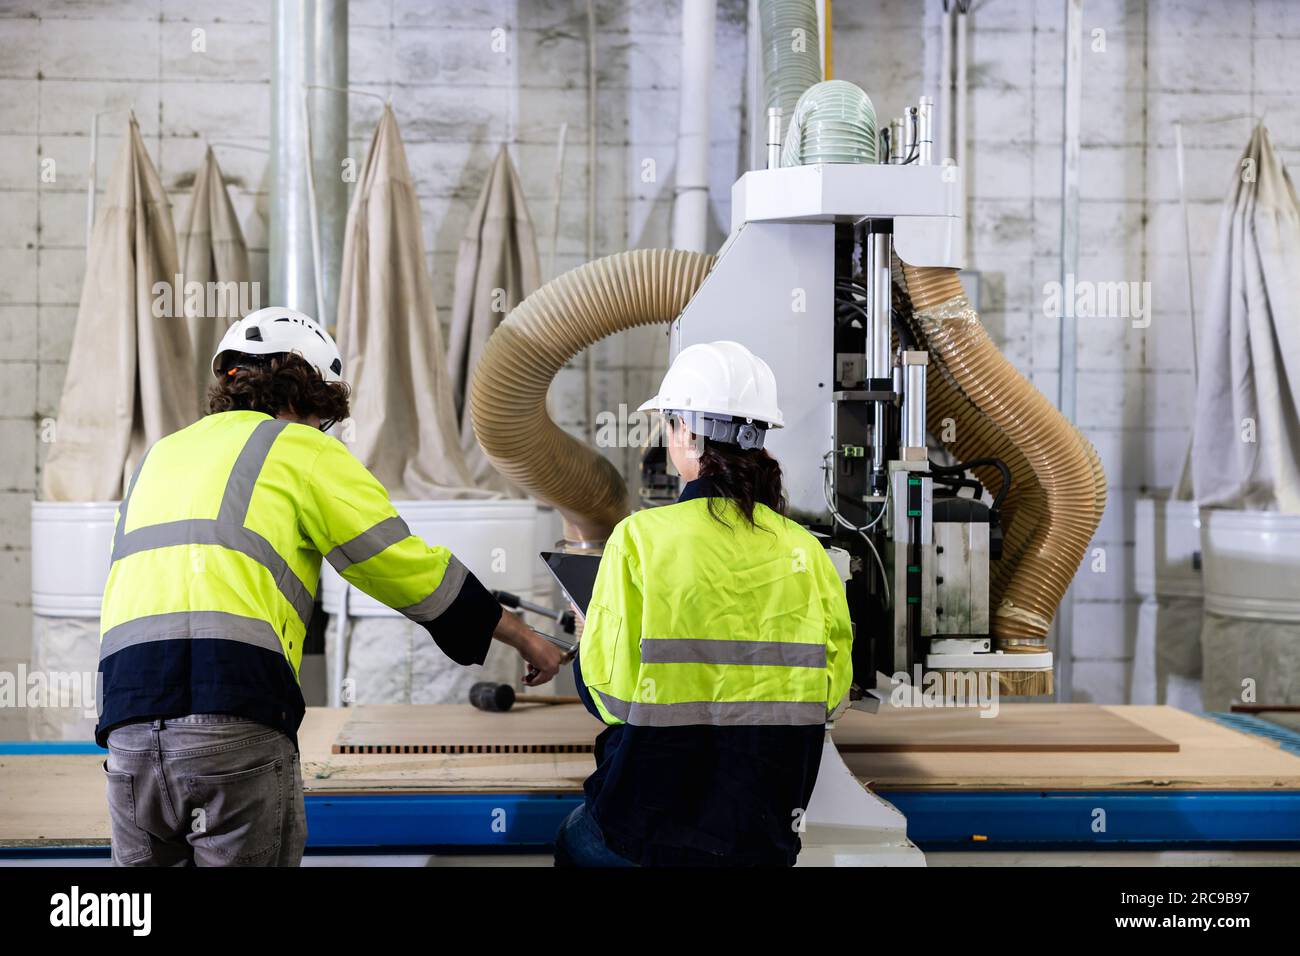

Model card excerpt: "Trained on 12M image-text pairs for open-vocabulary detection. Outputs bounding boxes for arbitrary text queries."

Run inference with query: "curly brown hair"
[208,352,350,427]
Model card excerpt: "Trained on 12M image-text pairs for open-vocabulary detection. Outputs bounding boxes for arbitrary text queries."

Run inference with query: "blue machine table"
[2,704,1299,861]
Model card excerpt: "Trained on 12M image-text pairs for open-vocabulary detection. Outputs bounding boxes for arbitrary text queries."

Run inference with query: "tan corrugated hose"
[899,263,1106,651]
[470,249,716,545]
[471,246,1102,656]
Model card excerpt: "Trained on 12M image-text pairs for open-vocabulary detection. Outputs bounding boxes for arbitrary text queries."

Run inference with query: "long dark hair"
[696,436,787,529]
[208,352,350,428]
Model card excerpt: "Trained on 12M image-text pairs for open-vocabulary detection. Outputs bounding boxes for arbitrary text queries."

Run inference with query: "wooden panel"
[0,754,113,847]
[330,702,1176,755]
[330,703,603,754]
[846,706,1300,791]
[831,704,1178,753]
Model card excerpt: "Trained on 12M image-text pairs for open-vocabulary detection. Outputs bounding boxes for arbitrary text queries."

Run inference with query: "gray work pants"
[104,714,306,867]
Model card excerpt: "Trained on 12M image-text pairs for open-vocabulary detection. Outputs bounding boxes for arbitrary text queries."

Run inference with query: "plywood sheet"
[847,706,1300,791]
[0,754,112,847]
[831,703,1178,753]
[329,702,1177,756]
[330,703,602,754]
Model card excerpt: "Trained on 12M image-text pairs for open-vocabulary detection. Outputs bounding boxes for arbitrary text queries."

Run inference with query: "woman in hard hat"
[555,340,854,867]
[97,306,564,867]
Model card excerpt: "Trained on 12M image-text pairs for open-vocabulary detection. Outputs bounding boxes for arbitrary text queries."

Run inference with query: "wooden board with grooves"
[329,702,1176,755]
[330,703,602,755]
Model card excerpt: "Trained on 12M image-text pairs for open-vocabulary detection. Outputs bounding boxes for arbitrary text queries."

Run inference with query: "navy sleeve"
[419,570,502,666]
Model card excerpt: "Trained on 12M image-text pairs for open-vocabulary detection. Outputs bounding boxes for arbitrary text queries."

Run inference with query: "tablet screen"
[540,551,602,615]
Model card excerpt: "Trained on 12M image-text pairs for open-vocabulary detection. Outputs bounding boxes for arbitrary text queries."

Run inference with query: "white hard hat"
[639,340,785,429]
[211,306,343,383]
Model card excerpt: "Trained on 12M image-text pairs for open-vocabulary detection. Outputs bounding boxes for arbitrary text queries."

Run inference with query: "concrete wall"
[1,0,1297,735]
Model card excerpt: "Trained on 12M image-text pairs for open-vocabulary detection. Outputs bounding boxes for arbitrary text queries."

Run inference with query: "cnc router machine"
[664,95,1047,707]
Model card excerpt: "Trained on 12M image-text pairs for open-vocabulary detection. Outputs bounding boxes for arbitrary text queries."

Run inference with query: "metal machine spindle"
[766,108,784,170]
[917,96,934,166]
[866,228,893,488]
[901,351,929,460]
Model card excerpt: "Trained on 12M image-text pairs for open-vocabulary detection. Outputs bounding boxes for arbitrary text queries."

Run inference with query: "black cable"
[836,284,918,349]
[928,457,1013,518]
[931,473,981,496]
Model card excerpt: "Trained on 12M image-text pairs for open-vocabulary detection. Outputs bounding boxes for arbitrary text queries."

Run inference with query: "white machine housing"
[670,162,963,521]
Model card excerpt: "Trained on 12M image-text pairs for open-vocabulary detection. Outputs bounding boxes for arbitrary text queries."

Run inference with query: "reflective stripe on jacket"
[96,410,501,745]
[579,489,854,729]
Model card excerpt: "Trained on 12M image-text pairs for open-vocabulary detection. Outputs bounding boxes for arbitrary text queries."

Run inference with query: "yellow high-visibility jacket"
[573,477,854,866]
[96,410,501,745]
[580,490,854,728]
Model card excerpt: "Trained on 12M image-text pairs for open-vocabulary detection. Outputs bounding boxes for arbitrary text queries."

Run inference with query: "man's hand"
[520,632,566,686]
[492,610,565,686]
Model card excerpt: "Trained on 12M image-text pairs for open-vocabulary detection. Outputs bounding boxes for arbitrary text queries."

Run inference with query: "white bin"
[31,501,117,618]
[29,501,118,740]
[1200,508,1300,710]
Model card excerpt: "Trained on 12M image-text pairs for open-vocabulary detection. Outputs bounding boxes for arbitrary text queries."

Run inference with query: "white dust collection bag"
[1191,125,1300,710]
[27,616,101,740]
[180,146,250,416]
[445,145,541,493]
[43,115,196,501]
[1192,124,1300,510]
[335,104,475,499]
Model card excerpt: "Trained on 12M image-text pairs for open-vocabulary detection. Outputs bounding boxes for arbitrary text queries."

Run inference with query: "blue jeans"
[553,804,637,867]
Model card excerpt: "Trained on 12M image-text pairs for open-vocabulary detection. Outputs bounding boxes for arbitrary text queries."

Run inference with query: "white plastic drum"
[319,498,540,616]
[31,501,118,617]
[1134,498,1202,601]
[1201,509,1300,621]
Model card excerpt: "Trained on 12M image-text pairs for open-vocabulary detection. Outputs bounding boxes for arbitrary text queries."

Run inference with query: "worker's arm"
[818,550,855,714]
[576,525,643,724]
[301,438,562,683]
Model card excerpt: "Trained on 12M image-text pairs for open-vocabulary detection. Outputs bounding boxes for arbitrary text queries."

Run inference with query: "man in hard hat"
[556,341,854,866]
[97,306,564,867]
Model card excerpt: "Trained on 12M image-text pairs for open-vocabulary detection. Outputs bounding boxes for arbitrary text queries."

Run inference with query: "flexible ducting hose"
[760,0,823,124]
[470,249,715,545]
[899,264,1106,649]
[781,79,878,166]
[892,279,1046,613]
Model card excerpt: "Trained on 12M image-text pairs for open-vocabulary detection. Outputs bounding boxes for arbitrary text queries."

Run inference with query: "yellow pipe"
[822,0,833,80]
